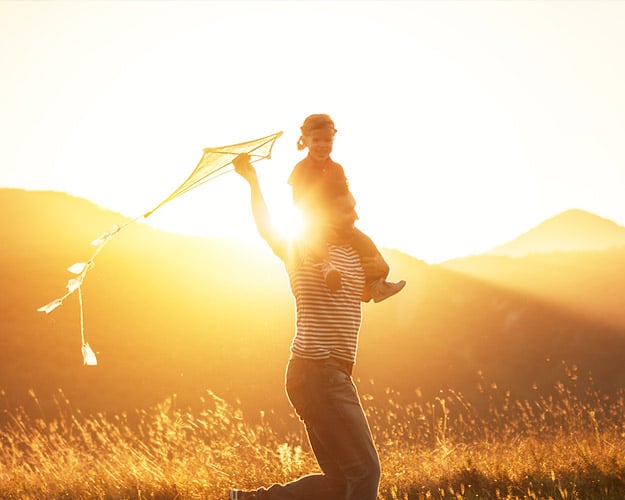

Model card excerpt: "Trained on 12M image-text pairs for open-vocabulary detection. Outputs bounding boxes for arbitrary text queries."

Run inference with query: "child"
[288,113,405,302]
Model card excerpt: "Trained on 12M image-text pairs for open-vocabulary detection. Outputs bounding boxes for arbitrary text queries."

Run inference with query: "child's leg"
[351,229,389,282]
[351,228,405,302]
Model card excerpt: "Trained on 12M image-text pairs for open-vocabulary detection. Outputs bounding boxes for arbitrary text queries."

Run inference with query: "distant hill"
[444,208,625,330]
[2,189,625,431]
[488,209,625,257]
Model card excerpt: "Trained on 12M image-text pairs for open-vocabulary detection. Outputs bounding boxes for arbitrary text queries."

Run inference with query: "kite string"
[78,287,85,348]
[37,131,283,365]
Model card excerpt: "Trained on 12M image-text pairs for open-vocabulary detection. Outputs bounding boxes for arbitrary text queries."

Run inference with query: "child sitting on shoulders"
[289,113,405,302]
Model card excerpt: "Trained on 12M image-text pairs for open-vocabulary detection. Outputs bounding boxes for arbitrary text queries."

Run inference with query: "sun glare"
[142,165,305,245]
[272,205,304,240]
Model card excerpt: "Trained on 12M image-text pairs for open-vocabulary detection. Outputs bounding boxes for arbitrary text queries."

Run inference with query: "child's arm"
[351,228,390,279]
[287,163,309,206]
[361,255,390,280]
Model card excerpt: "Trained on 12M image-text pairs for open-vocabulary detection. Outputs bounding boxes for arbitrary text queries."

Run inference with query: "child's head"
[297,114,337,161]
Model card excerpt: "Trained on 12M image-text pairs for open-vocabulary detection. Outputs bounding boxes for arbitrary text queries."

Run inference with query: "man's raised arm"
[233,154,286,258]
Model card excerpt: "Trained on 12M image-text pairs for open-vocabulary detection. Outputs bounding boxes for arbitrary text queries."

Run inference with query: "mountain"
[487,209,625,257]
[444,208,625,330]
[2,189,625,431]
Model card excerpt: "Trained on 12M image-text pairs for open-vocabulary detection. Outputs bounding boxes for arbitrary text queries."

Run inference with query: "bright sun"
[254,174,305,240]
[271,204,304,240]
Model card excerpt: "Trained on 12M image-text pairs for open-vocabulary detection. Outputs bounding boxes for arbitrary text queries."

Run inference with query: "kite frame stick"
[143,131,282,219]
[37,130,283,365]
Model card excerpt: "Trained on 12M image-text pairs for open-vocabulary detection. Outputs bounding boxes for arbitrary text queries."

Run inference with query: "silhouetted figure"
[229,153,390,500]
[289,113,405,302]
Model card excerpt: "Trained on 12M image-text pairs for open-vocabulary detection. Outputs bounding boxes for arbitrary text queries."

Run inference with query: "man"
[230,153,395,499]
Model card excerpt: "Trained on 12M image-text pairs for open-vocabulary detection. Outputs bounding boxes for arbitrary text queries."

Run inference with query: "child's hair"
[297,114,337,150]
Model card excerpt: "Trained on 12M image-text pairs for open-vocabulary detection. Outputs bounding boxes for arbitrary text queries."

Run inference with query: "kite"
[38,131,283,365]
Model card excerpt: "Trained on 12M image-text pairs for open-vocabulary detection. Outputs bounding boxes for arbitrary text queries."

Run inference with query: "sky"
[1,0,624,264]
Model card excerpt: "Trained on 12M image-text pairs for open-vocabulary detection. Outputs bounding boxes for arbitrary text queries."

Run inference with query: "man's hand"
[233,153,257,184]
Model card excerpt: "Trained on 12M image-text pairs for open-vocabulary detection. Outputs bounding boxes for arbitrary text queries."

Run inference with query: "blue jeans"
[253,357,381,499]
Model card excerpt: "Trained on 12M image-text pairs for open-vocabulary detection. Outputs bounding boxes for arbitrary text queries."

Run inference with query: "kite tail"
[78,288,97,366]
[37,131,282,365]
[37,215,141,366]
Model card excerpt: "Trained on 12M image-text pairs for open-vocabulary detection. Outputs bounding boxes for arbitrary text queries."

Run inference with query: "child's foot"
[368,279,406,303]
[320,261,342,291]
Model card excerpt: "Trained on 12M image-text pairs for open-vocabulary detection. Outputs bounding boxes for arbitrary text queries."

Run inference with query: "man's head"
[327,192,358,240]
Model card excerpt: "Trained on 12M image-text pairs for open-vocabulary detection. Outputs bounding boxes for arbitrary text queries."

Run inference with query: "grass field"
[2,366,625,499]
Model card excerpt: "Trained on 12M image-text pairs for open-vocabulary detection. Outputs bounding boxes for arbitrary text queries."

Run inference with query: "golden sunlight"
[144,167,303,243]
[262,170,303,240]
[271,204,304,240]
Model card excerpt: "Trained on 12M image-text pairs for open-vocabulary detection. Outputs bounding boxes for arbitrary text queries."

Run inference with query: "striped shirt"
[286,243,366,365]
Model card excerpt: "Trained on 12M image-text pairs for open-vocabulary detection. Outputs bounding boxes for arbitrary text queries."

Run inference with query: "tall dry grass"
[2,364,625,499]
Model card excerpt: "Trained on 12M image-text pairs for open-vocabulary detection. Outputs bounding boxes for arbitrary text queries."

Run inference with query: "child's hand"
[361,255,390,279]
